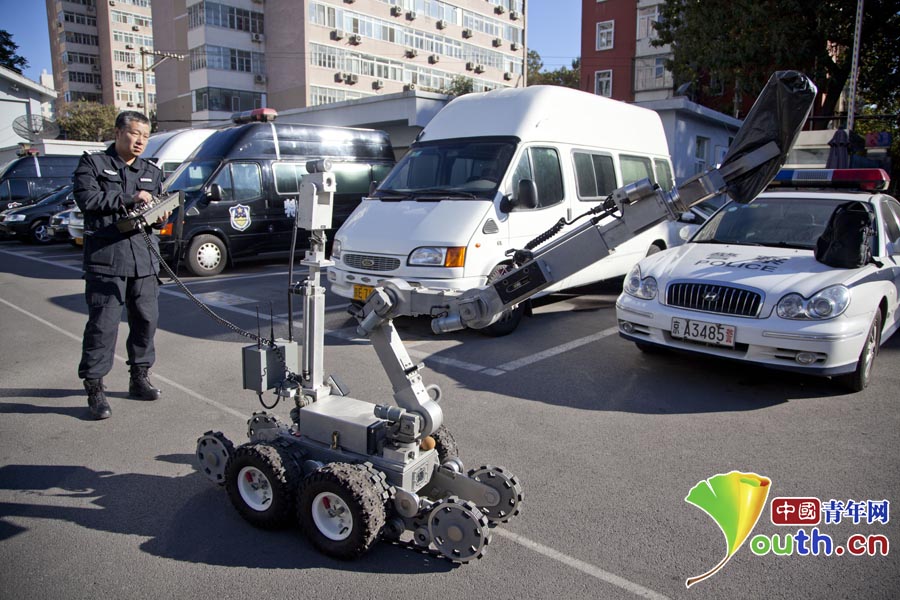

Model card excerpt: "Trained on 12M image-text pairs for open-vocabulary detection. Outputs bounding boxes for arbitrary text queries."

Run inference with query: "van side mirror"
[515,179,539,210]
[206,183,224,203]
[368,181,378,196]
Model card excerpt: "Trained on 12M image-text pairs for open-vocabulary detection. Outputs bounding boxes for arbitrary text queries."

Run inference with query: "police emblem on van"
[229,204,251,231]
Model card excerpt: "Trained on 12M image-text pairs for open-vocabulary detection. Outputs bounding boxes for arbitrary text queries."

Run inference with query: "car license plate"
[671,318,735,348]
[353,284,374,302]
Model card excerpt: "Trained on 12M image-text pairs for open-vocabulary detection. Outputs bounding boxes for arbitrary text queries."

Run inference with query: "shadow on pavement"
[0,459,454,574]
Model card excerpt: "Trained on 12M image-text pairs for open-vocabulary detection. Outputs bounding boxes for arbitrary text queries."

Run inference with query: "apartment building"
[152,0,526,128]
[46,0,157,114]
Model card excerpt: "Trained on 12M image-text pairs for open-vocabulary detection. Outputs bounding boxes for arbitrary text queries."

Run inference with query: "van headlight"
[408,246,466,267]
[776,285,850,320]
[331,239,342,259]
[623,264,658,300]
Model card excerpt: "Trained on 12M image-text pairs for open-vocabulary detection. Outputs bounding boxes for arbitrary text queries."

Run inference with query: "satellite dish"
[12,115,61,142]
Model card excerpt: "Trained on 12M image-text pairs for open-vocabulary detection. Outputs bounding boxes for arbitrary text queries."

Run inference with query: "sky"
[0,0,583,84]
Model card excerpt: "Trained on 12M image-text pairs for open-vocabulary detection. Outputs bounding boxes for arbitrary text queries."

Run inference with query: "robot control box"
[242,339,299,393]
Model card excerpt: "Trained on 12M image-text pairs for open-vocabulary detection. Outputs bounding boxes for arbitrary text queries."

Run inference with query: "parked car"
[0,185,76,243]
[67,208,84,246]
[160,108,395,276]
[0,154,80,211]
[330,85,699,335]
[616,168,900,392]
[49,208,80,246]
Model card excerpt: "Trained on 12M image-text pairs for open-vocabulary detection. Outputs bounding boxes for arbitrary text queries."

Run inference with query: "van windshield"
[376,138,516,200]
[163,160,220,193]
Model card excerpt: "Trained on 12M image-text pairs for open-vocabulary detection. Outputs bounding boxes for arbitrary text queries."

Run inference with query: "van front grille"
[343,253,401,272]
[666,282,763,317]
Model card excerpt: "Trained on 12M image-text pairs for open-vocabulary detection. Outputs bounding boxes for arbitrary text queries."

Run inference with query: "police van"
[330,85,694,335]
[142,128,216,179]
[160,109,395,276]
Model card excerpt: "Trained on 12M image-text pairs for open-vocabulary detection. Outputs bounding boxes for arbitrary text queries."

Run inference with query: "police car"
[616,169,900,391]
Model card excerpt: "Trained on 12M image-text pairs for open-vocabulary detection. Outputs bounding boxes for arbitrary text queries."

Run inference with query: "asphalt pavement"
[1,239,898,600]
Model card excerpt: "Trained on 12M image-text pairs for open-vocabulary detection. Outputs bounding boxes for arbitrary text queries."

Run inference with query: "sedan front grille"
[666,282,763,317]
[343,253,401,272]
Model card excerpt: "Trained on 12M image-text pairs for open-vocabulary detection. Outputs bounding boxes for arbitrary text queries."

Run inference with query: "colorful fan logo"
[685,471,771,588]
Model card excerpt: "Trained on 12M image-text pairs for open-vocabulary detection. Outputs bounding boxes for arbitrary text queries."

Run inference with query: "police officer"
[74,111,168,420]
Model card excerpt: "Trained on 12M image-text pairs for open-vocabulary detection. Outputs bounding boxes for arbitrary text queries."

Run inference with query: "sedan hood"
[640,243,868,299]
[336,199,493,254]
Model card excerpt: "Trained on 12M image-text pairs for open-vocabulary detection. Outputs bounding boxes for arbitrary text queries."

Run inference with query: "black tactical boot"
[84,378,111,420]
[129,366,162,401]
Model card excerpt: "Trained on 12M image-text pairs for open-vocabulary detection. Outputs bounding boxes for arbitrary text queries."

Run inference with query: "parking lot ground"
[1,239,899,600]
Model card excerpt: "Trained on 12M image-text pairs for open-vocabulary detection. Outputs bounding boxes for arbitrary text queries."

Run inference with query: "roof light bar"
[772,168,890,191]
[231,107,278,124]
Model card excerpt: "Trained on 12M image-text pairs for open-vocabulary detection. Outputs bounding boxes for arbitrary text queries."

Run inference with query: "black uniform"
[74,144,163,380]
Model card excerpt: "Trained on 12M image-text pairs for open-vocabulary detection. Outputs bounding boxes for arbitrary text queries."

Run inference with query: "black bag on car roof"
[814,201,874,268]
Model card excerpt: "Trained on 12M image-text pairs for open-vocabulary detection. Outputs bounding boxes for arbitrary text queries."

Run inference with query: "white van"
[330,85,692,334]
[143,128,216,178]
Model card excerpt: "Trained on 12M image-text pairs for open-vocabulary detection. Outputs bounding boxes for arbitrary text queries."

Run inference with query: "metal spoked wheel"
[31,220,53,244]
[195,430,234,485]
[427,496,491,563]
[297,462,389,560]
[224,442,301,529]
[467,465,524,525]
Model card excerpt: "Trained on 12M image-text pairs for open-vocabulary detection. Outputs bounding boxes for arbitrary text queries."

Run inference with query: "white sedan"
[616,169,900,391]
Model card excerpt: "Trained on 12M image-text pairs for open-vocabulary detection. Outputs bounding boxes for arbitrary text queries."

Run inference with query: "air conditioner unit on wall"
[474,64,485,74]
[345,73,358,84]
[348,34,362,45]
[405,48,417,58]
[137,103,143,108]
[503,71,513,81]
[126,101,134,106]
[494,5,505,14]
[115,81,122,86]
[462,28,473,38]
[390,6,402,16]
[510,42,520,51]
[334,71,346,82]
[132,25,140,31]
[428,54,439,64]
[465,61,475,71]
[127,63,136,69]
[251,33,264,43]
[254,74,267,84]
[403,83,416,92]
[125,44,134,49]
[510,10,520,20]
[330,29,345,40]
[492,37,503,47]
[436,20,447,29]
[372,79,384,90]
[406,10,416,21]
[136,83,143,88]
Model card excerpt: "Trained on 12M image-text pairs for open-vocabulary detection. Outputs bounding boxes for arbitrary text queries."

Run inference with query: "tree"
[0,29,28,74]
[527,50,581,89]
[653,0,900,120]
[441,75,475,97]
[57,101,119,142]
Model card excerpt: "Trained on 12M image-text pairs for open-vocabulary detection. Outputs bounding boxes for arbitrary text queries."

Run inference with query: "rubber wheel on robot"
[467,465,524,525]
[186,234,227,276]
[427,496,492,563]
[297,462,389,560]
[224,442,302,529]
[841,309,882,393]
[195,431,234,486]
[475,263,525,337]
[29,219,54,244]
[430,424,459,465]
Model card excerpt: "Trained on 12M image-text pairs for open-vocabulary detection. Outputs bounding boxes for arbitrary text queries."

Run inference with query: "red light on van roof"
[231,107,278,124]
[771,168,890,191]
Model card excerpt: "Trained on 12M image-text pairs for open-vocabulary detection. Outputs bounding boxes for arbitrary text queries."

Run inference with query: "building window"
[695,136,710,174]
[637,6,660,40]
[194,87,264,112]
[596,20,614,51]
[594,70,612,97]
[65,31,99,46]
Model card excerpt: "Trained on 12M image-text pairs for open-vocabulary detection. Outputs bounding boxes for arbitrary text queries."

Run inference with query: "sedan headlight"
[776,285,850,320]
[408,246,466,267]
[623,264,658,300]
[6,214,26,222]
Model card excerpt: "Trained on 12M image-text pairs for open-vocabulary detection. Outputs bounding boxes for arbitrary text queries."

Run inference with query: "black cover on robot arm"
[720,70,817,203]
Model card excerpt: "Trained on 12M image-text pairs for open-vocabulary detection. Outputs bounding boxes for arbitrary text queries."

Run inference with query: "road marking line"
[492,326,620,372]
[492,529,671,600]
[0,296,247,420]
[0,293,671,600]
